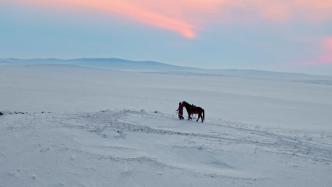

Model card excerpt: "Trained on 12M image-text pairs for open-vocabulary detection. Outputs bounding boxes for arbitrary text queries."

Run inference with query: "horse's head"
[181,101,191,108]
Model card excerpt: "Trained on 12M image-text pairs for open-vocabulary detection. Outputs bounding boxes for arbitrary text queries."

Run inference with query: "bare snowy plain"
[1,59,332,187]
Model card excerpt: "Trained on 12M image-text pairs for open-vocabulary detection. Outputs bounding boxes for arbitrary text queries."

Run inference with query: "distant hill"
[1,58,331,83]
[0,58,200,72]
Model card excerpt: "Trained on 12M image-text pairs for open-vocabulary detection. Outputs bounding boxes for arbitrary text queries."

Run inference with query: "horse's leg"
[201,110,204,123]
[197,113,201,122]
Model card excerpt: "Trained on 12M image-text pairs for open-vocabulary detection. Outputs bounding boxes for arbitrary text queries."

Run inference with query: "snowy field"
[1,63,332,186]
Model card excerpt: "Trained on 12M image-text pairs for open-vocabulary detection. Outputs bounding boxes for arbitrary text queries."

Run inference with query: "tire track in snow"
[37,110,332,164]
[84,110,332,164]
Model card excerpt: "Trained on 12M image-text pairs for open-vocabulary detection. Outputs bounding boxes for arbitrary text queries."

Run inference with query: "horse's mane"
[182,101,197,107]
[183,101,197,110]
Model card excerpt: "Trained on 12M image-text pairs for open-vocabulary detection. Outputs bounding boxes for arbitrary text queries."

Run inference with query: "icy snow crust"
[1,63,332,186]
[1,110,332,187]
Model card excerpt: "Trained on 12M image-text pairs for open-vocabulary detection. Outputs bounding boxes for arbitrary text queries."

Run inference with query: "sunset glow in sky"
[1,0,332,74]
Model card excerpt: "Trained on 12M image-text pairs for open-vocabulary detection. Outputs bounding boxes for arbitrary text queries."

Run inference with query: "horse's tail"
[202,109,205,123]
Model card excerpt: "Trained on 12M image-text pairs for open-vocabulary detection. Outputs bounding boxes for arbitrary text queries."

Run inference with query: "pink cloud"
[18,0,198,39]
[316,37,332,64]
[11,0,332,38]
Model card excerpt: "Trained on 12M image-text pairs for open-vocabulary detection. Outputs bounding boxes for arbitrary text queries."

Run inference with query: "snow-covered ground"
[1,63,332,186]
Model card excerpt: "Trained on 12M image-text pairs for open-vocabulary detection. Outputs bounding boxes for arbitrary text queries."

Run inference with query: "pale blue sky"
[1,1,332,75]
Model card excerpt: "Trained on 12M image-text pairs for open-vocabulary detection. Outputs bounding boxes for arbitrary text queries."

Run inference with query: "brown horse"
[182,101,205,123]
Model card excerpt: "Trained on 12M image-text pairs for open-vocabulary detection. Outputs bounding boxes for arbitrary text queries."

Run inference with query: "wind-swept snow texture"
[0,110,332,187]
[0,61,332,186]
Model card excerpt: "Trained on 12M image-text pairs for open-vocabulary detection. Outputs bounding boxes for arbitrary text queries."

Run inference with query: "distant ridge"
[0,58,200,72]
[1,58,331,82]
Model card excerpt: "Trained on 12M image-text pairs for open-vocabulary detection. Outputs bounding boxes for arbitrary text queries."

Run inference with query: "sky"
[1,0,332,75]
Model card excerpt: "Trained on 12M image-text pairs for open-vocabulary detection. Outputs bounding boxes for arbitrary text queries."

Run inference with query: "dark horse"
[182,101,205,123]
